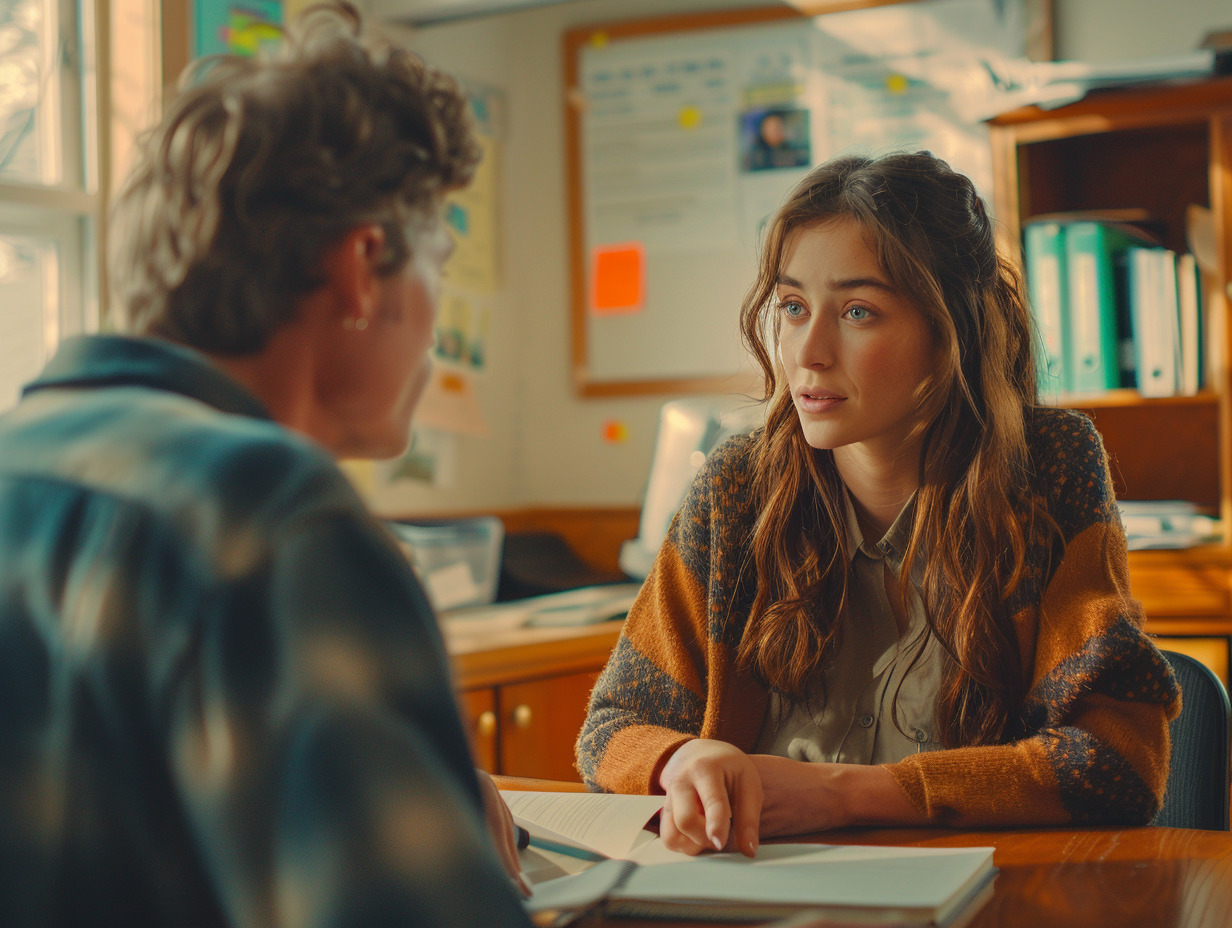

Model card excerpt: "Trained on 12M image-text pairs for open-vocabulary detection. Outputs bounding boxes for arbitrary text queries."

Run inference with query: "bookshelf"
[989,76,1232,680]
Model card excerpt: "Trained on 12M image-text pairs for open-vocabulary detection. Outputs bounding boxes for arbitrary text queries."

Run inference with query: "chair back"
[1155,649,1231,830]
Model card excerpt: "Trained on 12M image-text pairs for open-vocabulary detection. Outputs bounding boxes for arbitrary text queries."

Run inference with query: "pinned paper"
[442,132,499,293]
[413,366,489,437]
[339,459,376,498]
[678,105,702,129]
[602,420,629,443]
[591,243,645,316]
[434,291,490,370]
[385,427,458,488]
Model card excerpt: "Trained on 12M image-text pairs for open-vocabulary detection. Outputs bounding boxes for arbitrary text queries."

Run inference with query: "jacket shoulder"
[1025,406,1119,541]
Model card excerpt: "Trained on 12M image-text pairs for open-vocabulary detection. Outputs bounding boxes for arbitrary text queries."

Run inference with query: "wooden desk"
[496,778,1232,928]
[789,825,1232,928]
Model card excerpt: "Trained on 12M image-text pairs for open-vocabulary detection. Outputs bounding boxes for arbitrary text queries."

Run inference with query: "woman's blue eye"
[778,300,806,318]
[845,305,872,321]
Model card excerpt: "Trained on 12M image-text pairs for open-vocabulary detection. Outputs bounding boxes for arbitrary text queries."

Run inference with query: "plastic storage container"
[388,516,504,612]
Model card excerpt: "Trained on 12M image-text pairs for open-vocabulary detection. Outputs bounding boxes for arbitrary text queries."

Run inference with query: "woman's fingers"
[729,766,763,857]
[659,791,709,855]
[694,766,734,851]
[658,739,763,856]
[665,763,731,851]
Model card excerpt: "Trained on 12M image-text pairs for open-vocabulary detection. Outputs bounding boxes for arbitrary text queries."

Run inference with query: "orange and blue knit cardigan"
[578,406,1180,826]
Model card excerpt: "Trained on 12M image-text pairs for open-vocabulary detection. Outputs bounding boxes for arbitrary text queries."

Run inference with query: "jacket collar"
[24,335,272,421]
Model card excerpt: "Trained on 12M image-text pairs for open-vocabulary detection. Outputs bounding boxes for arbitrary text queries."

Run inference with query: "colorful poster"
[435,84,503,372]
[194,0,284,59]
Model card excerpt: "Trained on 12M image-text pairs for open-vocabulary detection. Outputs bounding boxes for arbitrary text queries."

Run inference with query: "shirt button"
[859,714,874,728]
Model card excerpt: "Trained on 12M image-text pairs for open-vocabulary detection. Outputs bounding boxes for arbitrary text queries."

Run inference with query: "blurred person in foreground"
[0,3,533,925]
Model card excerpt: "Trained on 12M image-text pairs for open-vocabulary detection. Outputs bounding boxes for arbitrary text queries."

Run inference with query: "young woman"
[576,151,1179,857]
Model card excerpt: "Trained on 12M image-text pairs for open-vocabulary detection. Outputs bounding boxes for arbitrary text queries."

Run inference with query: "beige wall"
[364,0,1232,517]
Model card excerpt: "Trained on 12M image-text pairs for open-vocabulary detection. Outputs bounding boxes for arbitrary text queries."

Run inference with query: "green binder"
[1065,221,1158,395]
[1023,221,1069,398]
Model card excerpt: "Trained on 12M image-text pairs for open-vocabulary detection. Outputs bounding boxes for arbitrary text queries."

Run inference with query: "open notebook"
[505,791,996,926]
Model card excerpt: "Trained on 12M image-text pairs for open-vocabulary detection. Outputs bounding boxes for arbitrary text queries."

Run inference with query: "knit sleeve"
[885,409,1181,826]
[576,435,759,793]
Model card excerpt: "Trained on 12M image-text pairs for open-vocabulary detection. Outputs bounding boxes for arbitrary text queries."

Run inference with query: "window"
[0,0,100,410]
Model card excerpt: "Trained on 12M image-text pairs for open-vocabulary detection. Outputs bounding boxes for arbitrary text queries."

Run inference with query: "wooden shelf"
[1052,389,1218,410]
[990,77,1232,681]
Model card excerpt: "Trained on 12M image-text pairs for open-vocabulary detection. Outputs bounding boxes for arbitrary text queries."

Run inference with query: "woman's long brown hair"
[736,152,1056,747]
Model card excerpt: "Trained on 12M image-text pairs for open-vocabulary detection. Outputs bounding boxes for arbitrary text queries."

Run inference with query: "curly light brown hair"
[109,1,480,353]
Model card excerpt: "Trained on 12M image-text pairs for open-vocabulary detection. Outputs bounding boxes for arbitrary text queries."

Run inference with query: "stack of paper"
[505,790,997,926]
[1118,500,1220,550]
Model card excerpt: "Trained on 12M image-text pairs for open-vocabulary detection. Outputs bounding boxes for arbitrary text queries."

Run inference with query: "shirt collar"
[843,488,918,567]
[23,335,272,421]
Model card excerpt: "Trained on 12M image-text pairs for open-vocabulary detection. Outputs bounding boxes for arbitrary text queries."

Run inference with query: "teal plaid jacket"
[0,335,530,927]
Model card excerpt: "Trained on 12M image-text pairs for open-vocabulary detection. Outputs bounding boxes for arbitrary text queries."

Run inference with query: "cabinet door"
[458,687,499,773]
[498,669,600,781]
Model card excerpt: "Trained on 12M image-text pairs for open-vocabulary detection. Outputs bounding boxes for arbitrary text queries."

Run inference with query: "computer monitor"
[619,396,765,579]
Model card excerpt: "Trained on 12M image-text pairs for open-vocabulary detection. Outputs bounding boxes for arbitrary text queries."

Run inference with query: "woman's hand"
[475,770,531,898]
[749,753,851,836]
[657,739,763,857]
[750,754,928,836]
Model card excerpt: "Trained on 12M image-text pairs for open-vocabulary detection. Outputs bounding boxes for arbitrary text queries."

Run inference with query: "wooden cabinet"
[458,669,602,781]
[458,686,499,773]
[989,77,1232,680]
[445,617,622,781]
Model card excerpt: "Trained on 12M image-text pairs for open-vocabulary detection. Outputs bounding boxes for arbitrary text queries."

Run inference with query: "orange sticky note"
[602,420,629,443]
[591,243,645,315]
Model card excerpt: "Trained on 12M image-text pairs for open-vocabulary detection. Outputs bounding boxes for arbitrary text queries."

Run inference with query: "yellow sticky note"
[591,243,645,316]
[590,31,608,48]
[886,73,909,95]
[678,105,702,129]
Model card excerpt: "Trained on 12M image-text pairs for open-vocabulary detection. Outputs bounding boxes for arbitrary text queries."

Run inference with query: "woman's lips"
[796,390,846,413]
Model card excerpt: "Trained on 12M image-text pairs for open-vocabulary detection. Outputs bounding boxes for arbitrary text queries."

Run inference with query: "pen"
[525,833,608,862]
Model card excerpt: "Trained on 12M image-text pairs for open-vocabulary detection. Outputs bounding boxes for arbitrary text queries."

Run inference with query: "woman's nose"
[794,317,834,369]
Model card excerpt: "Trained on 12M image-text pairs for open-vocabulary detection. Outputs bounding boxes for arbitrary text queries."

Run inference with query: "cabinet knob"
[512,704,533,729]
[476,710,497,738]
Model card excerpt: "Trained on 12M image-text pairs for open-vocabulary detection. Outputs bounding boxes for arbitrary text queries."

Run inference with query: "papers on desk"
[1118,500,1220,550]
[506,790,997,926]
[444,582,641,628]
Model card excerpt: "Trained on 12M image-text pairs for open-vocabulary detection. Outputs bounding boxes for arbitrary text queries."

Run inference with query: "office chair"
[1154,649,1231,830]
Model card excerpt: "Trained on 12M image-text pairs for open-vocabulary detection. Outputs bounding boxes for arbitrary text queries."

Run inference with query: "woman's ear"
[321,224,386,327]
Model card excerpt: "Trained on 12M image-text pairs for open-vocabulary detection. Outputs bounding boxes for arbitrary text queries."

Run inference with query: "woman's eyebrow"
[775,272,896,293]
[829,276,896,293]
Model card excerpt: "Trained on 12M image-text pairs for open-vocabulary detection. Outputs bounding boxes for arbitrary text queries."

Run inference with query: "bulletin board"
[564,0,1052,397]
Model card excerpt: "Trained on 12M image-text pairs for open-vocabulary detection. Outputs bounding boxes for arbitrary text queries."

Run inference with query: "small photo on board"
[739,106,811,172]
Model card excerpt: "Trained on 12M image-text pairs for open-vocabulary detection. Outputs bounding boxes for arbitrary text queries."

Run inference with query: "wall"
[365,0,1232,517]
[1051,0,1229,62]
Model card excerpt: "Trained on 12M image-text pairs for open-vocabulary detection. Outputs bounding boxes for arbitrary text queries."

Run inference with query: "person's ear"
[322,224,386,330]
